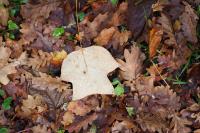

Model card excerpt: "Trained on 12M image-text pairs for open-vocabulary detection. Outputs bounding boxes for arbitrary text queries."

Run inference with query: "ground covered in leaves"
[0,0,200,133]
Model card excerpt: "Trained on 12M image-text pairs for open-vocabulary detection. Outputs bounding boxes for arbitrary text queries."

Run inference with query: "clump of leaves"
[110,0,118,6]
[7,20,19,39]
[112,79,124,96]
[52,27,65,37]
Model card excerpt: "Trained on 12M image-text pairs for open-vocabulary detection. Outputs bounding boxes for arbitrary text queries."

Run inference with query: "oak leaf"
[61,46,119,100]
[118,46,145,83]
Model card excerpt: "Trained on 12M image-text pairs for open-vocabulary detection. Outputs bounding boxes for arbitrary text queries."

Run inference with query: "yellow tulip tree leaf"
[61,46,119,100]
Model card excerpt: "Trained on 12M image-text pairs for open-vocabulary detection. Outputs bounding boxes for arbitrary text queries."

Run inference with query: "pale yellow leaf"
[61,46,119,100]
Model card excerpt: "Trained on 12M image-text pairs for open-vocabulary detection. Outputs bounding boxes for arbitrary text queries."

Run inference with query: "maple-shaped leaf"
[118,46,145,81]
[61,46,119,100]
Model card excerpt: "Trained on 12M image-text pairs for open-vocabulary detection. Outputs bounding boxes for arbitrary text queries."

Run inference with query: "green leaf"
[197,5,200,16]
[112,78,120,86]
[2,97,12,110]
[10,6,20,17]
[114,84,124,96]
[126,107,135,117]
[57,129,65,133]
[67,34,74,41]
[77,12,85,22]
[52,27,65,37]
[110,0,118,6]
[9,33,15,40]
[7,20,19,30]
[0,89,5,97]
[0,128,8,133]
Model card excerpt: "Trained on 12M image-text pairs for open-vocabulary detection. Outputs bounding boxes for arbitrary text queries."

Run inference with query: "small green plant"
[7,20,19,31]
[77,12,85,22]
[110,0,118,6]
[67,34,75,41]
[52,27,65,37]
[2,97,12,110]
[112,79,124,96]
[11,0,28,4]
[126,107,135,117]
[0,127,8,133]
[167,76,187,85]
[89,124,97,133]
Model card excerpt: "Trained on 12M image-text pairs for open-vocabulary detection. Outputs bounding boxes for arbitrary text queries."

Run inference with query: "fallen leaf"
[67,96,99,116]
[149,28,163,58]
[179,1,199,43]
[32,125,51,133]
[61,46,119,100]
[51,50,67,65]
[62,111,75,126]
[118,46,145,82]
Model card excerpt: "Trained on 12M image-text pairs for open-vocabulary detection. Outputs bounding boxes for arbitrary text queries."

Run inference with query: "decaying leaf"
[62,111,75,126]
[61,46,119,100]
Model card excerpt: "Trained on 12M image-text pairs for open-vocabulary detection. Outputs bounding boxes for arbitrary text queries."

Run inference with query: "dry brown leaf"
[179,1,199,43]
[19,95,47,117]
[21,1,61,21]
[67,113,98,133]
[170,114,192,133]
[62,111,75,126]
[0,6,9,26]
[61,46,119,100]
[19,23,37,45]
[32,125,51,133]
[67,97,99,116]
[149,28,163,58]
[0,52,27,85]
[0,46,11,68]
[118,46,145,82]
[31,72,69,92]
[157,13,177,46]
[94,27,116,46]
[27,49,52,71]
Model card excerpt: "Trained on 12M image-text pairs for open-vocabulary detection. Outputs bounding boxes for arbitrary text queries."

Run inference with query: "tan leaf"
[0,46,11,68]
[149,28,163,58]
[61,46,119,100]
[118,46,145,81]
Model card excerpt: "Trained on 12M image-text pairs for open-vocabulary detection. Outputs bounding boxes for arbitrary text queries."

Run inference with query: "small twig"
[151,60,169,87]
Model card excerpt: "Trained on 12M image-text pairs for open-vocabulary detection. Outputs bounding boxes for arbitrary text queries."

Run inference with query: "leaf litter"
[0,0,199,132]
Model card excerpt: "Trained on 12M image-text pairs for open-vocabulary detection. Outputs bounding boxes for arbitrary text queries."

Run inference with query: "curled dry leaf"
[117,46,145,90]
[149,27,163,58]
[61,46,119,100]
